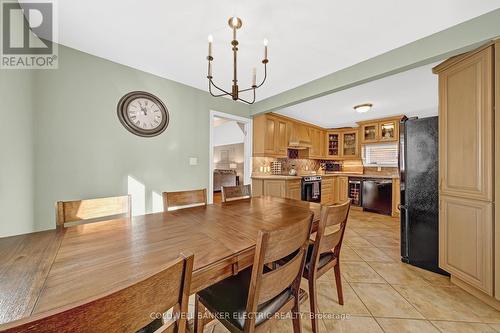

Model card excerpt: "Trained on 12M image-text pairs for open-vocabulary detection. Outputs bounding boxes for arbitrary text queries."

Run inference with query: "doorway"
[209,110,252,204]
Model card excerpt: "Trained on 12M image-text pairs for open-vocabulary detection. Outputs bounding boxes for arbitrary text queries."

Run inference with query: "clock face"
[117,92,169,137]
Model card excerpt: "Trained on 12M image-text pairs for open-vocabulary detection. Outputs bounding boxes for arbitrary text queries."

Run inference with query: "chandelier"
[207,16,268,104]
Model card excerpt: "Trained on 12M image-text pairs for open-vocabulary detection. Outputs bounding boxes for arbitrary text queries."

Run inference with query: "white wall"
[213,121,245,146]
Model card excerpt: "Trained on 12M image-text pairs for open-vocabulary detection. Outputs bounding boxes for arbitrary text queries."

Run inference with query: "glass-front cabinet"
[361,123,379,143]
[342,131,359,157]
[380,120,397,141]
[326,131,340,158]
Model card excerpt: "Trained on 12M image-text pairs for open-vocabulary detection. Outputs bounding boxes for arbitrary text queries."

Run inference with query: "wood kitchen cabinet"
[253,114,289,158]
[439,195,493,294]
[434,42,497,301]
[252,178,301,200]
[359,117,401,144]
[321,177,334,204]
[285,180,301,200]
[342,130,359,158]
[338,176,349,202]
[361,122,379,143]
[324,129,359,160]
[392,178,400,217]
[308,128,325,159]
[325,131,341,159]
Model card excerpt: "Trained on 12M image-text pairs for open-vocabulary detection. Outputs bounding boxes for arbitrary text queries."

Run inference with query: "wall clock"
[117,91,169,137]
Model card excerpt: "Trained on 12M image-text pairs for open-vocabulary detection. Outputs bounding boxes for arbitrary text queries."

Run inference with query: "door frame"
[208,110,252,204]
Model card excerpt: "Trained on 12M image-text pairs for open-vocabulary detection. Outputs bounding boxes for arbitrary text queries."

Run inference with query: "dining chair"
[162,189,207,211]
[221,184,251,202]
[55,195,131,227]
[194,213,314,333]
[304,200,351,333]
[0,253,194,333]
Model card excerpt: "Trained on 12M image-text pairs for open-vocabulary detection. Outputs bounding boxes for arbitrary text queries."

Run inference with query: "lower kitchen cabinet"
[252,178,301,200]
[338,176,349,202]
[321,177,334,204]
[439,195,493,295]
[286,180,301,200]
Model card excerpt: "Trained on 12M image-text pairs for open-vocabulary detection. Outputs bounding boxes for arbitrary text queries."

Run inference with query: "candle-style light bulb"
[231,16,238,27]
[208,34,213,57]
[263,38,268,59]
[252,67,257,86]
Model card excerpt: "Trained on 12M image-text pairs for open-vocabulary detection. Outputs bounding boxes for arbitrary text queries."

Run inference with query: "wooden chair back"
[0,253,194,333]
[244,213,314,331]
[56,195,131,227]
[311,200,351,270]
[162,189,207,211]
[221,185,251,202]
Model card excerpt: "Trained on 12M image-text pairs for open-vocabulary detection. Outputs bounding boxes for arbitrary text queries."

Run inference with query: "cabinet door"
[361,123,379,143]
[439,195,493,295]
[275,118,288,157]
[379,120,398,142]
[321,177,334,204]
[252,179,263,197]
[326,131,341,158]
[342,131,359,158]
[332,177,340,203]
[286,180,301,200]
[264,180,286,197]
[439,47,493,201]
[338,177,349,202]
[264,117,276,155]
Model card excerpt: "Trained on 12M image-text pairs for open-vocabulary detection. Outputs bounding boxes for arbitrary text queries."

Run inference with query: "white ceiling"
[52,1,500,100]
[276,62,439,128]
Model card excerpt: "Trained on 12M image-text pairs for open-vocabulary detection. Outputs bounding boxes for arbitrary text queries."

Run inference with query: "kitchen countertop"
[321,173,399,179]
[251,173,399,180]
[251,175,302,180]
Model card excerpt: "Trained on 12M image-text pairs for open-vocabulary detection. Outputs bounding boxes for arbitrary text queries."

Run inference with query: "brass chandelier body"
[207,17,268,104]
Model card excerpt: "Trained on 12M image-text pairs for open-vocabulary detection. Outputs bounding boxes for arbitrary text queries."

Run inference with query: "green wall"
[1,44,249,236]
[0,70,35,237]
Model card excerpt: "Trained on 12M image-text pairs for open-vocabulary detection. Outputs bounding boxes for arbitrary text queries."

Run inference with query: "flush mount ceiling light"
[206,16,269,104]
[354,103,373,113]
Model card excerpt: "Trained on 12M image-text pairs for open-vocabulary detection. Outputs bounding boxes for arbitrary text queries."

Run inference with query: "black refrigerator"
[399,116,448,275]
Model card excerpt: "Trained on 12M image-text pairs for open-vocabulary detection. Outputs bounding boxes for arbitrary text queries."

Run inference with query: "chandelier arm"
[208,78,232,97]
[255,62,267,88]
[237,88,256,104]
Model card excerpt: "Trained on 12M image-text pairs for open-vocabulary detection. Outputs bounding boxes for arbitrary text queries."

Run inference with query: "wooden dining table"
[0,196,320,326]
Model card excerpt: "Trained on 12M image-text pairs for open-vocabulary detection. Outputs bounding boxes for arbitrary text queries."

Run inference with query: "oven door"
[301,181,321,203]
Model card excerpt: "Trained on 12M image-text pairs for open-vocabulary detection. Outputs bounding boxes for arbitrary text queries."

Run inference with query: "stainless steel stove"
[301,176,322,202]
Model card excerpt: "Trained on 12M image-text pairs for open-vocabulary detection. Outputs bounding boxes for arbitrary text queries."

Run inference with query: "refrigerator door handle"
[400,204,410,261]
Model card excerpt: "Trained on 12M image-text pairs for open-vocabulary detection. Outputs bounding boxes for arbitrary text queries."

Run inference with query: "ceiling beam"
[250,8,500,115]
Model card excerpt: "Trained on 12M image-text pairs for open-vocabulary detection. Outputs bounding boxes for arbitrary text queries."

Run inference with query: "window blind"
[362,143,399,167]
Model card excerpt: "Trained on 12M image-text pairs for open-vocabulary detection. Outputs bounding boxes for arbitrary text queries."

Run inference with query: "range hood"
[288,123,312,149]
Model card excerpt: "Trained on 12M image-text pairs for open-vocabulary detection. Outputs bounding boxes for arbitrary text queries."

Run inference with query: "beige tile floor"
[190,210,500,332]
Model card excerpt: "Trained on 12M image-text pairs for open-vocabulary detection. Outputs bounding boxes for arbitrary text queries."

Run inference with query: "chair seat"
[304,244,336,273]
[198,267,292,330]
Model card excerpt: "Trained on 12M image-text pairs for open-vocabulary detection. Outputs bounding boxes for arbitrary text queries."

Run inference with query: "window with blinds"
[362,143,399,167]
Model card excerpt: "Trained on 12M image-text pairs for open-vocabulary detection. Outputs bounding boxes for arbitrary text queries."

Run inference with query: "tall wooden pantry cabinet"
[433,40,499,307]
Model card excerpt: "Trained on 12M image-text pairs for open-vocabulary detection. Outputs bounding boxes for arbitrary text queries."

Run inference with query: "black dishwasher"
[362,179,392,215]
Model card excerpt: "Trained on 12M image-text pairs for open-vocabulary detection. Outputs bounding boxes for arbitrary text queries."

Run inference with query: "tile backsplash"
[252,157,320,174]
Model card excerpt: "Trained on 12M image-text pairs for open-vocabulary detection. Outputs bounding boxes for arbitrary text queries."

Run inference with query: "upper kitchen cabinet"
[434,45,494,201]
[359,116,402,144]
[253,114,289,158]
[324,129,359,160]
[342,130,359,158]
[360,122,379,143]
[325,131,341,159]
[308,127,325,159]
